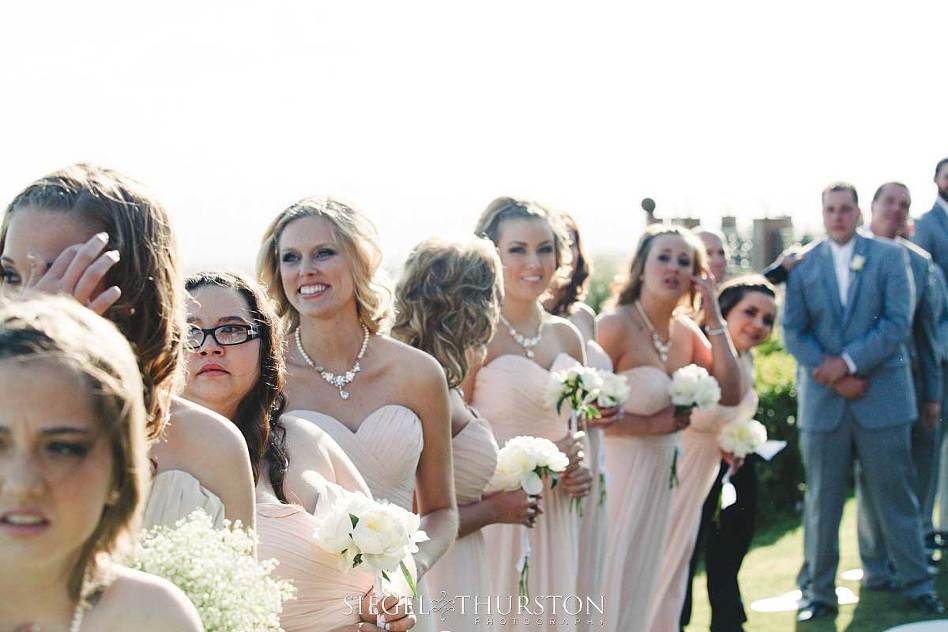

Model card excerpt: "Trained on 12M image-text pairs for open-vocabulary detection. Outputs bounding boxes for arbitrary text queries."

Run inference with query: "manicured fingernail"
[105,250,120,262]
[95,232,109,243]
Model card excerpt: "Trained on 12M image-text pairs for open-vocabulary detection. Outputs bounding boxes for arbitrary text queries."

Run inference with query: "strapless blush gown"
[576,341,611,632]
[257,480,374,631]
[600,366,677,632]
[424,413,500,632]
[286,405,435,632]
[474,353,581,632]
[142,469,227,530]
[648,354,758,631]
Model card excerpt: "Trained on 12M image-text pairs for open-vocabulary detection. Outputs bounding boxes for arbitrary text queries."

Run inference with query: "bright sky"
[1,1,945,273]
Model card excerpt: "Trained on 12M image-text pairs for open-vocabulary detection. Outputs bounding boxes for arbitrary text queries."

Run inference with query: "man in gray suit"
[856,182,944,586]
[914,157,948,544]
[784,182,943,621]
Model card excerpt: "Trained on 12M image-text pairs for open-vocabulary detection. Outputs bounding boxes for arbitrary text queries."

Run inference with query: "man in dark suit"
[857,182,944,586]
[784,182,943,621]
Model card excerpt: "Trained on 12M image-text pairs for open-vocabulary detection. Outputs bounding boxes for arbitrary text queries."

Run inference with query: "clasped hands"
[813,355,867,401]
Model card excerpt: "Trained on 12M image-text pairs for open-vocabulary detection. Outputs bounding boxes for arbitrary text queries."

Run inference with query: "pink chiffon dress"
[285,405,435,632]
[600,366,678,632]
[257,479,374,631]
[576,341,611,632]
[647,354,757,631]
[423,412,500,632]
[473,353,582,632]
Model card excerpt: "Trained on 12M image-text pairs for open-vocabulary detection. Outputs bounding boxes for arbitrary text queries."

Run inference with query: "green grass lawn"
[686,498,948,632]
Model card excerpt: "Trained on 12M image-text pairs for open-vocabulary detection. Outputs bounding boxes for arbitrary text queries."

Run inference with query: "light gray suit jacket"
[897,236,943,404]
[913,203,948,364]
[783,233,916,431]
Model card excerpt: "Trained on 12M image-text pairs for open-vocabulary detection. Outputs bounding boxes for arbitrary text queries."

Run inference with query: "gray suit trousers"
[800,411,932,604]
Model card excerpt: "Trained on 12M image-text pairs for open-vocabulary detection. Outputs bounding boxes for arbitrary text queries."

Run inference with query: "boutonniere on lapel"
[850,255,865,272]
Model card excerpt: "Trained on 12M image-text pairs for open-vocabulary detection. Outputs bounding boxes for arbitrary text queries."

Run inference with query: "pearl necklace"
[499,311,544,359]
[295,323,370,400]
[70,598,86,632]
[634,300,670,364]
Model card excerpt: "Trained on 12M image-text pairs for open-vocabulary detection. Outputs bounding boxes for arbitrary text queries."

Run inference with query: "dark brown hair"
[717,274,777,320]
[545,212,592,317]
[1,163,183,441]
[185,272,289,503]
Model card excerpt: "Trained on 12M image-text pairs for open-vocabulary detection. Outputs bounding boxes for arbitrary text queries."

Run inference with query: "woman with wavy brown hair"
[257,196,457,632]
[0,295,202,631]
[394,237,540,632]
[596,223,742,632]
[0,163,255,531]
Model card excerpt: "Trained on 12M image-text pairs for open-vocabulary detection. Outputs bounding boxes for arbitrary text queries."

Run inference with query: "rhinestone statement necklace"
[634,300,670,364]
[295,323,370,400]
[499,311,544,359]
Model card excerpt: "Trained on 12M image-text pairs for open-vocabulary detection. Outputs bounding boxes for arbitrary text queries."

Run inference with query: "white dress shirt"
[828,238,858,374]
[828,238,855,307]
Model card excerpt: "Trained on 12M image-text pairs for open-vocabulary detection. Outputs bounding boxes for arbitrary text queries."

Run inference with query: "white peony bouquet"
[132,509,296,632]
[667,364,722,487]
[313,488,429,602]
[544,365,604,424]
[486,435,570,598]
[718,418,768,459]
[596,370,631,408]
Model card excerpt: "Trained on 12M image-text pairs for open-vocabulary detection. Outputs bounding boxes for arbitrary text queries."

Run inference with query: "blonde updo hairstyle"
[610,224,708,313]
[474,197,572,273]
[0,294,148,602]
[257,197,393,334]
[392,237,504,389]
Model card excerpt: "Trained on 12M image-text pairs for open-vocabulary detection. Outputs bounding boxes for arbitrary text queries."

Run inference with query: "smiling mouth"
[0,512,50,535]
[299,283,329,297]
[521,275,543,283]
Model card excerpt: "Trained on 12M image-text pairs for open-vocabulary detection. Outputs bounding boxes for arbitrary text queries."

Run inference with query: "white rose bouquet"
[132,509,296,632]
[486,435,570,598]
[718,418,768,459]
[667,364,721,487]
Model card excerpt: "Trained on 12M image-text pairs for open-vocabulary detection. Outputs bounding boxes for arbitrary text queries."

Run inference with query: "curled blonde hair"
[392,237,503,389]
[610,224,708,312]
[2,163,183,441]
[256,197,393,333]
[0,294,148,602]
[474,196,572,272]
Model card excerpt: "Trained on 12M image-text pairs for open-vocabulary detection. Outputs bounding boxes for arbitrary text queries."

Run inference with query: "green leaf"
[400,560,419,597]
[349,514,359,529]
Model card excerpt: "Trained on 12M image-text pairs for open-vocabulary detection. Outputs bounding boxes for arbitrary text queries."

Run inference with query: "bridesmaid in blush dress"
[181,271,414,631]
[0,164,255,532]
[468,198,600,632]
[257,198,458,632]
[596,225,743,632]
[394,237,542,632]
[542,212,609,628]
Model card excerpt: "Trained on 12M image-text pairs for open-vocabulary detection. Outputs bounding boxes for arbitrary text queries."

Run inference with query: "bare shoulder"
[568,302,597,340]
[93,566,202,631]
[546,313,584,359]
[169,397,249,467]
[596,309,630,341]
[377,334,446,388]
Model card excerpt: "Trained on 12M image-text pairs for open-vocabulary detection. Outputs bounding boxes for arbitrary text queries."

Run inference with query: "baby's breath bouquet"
[668,364,721,488]
[132,509,296,632]
[485,435,570,598]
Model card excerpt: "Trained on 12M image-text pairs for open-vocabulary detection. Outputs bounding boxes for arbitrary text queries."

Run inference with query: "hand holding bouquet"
[486,435,570,597]
[667,365,721,487]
